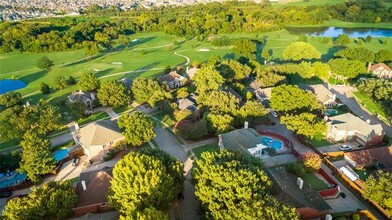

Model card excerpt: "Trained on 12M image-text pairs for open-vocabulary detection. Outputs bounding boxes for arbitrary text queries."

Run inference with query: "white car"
[339,145,352,151]
[270,111,278,118]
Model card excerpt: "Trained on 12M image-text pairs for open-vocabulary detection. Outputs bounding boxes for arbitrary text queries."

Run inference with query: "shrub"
[67,76,76,85]
[352,214,360,220]
[40,82,50,94]
[285,162,306,176]
[103,149,120,161]
[301,152,322,173]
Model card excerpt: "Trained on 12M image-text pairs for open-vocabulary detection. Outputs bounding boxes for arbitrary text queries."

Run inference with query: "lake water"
[287,27,392,38]
[0,79,27,94]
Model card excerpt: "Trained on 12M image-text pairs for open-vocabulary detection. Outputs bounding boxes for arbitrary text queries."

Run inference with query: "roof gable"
[79,120,123,148]
[327,113,383,136]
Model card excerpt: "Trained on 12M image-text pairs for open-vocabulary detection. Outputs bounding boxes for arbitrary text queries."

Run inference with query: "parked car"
[0,191,12,198]
[270,111,278,118]
[339,145,352,151]
[72,157,80,166]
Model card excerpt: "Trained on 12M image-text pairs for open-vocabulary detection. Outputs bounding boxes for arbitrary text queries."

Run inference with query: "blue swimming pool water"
[261,136,283,151]
[325,109,338,116]
[0,172,27,189]
[53,148,70,162]
[0,79,27,95]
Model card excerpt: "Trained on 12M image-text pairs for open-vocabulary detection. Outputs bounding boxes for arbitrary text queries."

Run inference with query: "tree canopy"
[131,77,171,107]
[335,34,350,46]
[200,90,239,116]
[109,149,184,218]
[36,56,54,70]
[270,84,323,114]
[3,181,77,220]
[363,171,392,217]
[19,131,56,183]
[0,91,22,108]
[280,113,326,139]
[334,47,375,62]
[117,111,155,146]
[282,42,321,61]
[237,100,268,125]
[328,58,366,78]
[193,65,224,94]
[193,150,299,220]
[97,80,129,107]
[375,49,392,63]
[78,72,101,92]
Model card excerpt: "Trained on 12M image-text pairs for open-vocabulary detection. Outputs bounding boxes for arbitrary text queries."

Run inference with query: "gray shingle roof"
[327,113,383,137]
[219,128,262,156]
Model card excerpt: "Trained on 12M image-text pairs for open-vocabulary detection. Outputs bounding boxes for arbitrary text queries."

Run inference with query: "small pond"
[287,27,392,38]
[0,79,27,95]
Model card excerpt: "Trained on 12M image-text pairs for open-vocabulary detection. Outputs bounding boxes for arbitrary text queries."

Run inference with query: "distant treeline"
[0,0,391,53]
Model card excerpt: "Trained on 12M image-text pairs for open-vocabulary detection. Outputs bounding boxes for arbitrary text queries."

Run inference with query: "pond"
[0,79,27,95]
[287,27,392,38]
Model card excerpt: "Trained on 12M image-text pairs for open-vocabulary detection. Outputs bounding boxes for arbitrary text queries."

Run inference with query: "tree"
[54,75,68,90]
[261,48,270,63]
[67,76,76,85]
[375,49,392,63]
[233,39,257,60]
[301,152,322,173]
[193,65,224,94]
[3,181,77,220]
[365,35,372,43]
[40,82,50,94]
[97,80,129,107]
[282,42,321,61]
[219,59,251,81]
[119,207,169,220]
[36,56,54,70]
[205,113,235,134]
[0,91,22,107]
[253,65,286,87]
[117,111,155,146]
[237,100,268,125]
[67,101,87,119]
[19,131,56,183]
[173,119,208,140]
[334,47,375,62]
[270,84,323,114]
[109,150,183,217]
[193,150,299,220]
[131,78,171,107]
[312,62,330,79]
[200,91,239,116]
[280,113,326,139]
[363,171,392,217]
[78,72,100,91]
[176,87,189,99]
[328,58,366,79]
[335,34,350,46]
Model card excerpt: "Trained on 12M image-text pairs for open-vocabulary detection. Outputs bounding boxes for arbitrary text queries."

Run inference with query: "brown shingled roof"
[345,146,392,168]
[369,63,392,72]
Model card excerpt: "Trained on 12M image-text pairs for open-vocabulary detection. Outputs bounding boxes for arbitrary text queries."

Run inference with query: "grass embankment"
[302,173,329,191]
[353,91,387,118]
[77,111,110,126]
[192,144,219,159]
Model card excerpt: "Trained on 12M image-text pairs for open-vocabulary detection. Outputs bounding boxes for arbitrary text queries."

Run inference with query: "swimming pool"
[53,148,70,162]
[325,109,338,116]
[261,136,283,151]
[0,172,27,189]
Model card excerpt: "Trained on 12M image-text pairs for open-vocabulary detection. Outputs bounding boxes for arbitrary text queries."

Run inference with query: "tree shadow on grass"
[63,53,106,68]
[20,70,46,84]
[95,68,116,78]
[321,46,343,62]
[128,37,156,49]
[123,62,162,79]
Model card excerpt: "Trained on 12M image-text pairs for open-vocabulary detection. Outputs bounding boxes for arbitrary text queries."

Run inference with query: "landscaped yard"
[0,139,19,151]
[353,91,386,118]
[192,144,219,159]
[112,105,133,114]
[152,111,175,127]
[77,111,110,126]
[302,173,329,191]
[308,133,331,147]
[354,167,376,181]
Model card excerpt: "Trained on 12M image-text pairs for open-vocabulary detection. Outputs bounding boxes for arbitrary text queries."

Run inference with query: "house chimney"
[244,121,249,129]
[74,123,79,131]
[366,119,371,124]
[332,94,336,101]
[81,180,86,191]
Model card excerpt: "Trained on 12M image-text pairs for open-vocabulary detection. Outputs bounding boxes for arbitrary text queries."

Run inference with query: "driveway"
[263,154,298,167]
[318,142,361,153]
[329,85,392,137]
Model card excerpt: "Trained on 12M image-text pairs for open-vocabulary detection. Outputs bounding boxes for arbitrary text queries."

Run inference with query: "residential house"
[326,113,384,147]
[186,67,199,80]
[177,93,198,112]
[73,120,125,162]
[219,128,271,158]
[300,84,337,108]
[368,63,392,79]
[249,79,262,90]
[68,90,97,114]
[344,146,392,169]
[72,167,114,217]
[254,87,272,108]
[157,71,186,89]
[224,88,243,103]
[267,166,332,219]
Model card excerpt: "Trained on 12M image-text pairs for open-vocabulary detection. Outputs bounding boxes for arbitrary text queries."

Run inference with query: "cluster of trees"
[193,150,299,219]
[117,111,156,147]
[286,152,322,177]
[3,181,77,219]
[357,78,392,121]
[334,47,392,64]
[109,148,184,219]
[0,151,21,173]
[363,171,392,217]
[270,85,326,139]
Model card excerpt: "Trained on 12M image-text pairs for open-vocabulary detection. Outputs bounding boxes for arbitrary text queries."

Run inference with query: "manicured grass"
[0,139,19,150]
[192,144,219,159]
[353,91,386,118]
[112,105,132,114]
[68,177,79,184]
[308,133,331,147]
[77,111,110,126]
[354,167,375,181]
[302,173,329,191]
[52,140,75,150]
[290,18,392,29]
[272,0,344,7]
[152,111,175,127]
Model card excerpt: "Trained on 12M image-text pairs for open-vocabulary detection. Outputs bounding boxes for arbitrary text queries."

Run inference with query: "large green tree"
[328,58,366,79]
[205,113,235,134]
[233,39,257,60]
[335,34,350,46]
[77,72,101,92]
[363,171,392,217]
[109,150,183,217]
[270,84,323,114]
[219,59,251,81]
[19,131,56,183]
[0,91,22,107]
[375,49,392,63]
[3,181,77,220]
[280,113,326,139]
[282,42,321,61]
[36,56,54,70]
[117,111,155,146]
[131,77,171,107]
[200,90,239,116]
[193,65,224,94]
[237,100,268,125]
[193,150,299,220]
[97,80,129,107]
[334,47,375,62]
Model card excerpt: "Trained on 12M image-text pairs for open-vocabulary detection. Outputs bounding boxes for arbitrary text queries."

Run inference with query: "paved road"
[329,85,392,137]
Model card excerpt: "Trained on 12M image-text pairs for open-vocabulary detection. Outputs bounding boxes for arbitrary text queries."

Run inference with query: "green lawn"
[354,167,375,181]
[302,173,329,191]
[0,139,19,151]
[192,144,219,159]
[112,105,132,114]
[152,111,175,127]
[52,140,75,150]
[308,133,331,147]
[272,0,344,7]
[353,91,386,118]
[77,111,110,126]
